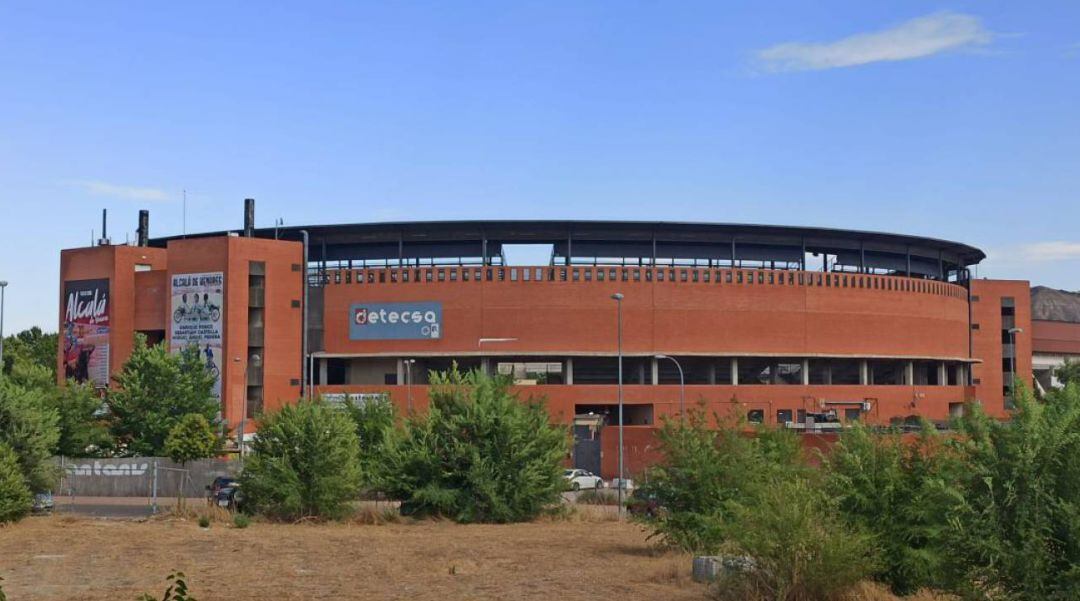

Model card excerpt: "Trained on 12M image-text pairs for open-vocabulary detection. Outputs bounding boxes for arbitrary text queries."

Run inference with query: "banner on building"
[62,278,110,387]
[170,272,225,397]
[349,301,442,340]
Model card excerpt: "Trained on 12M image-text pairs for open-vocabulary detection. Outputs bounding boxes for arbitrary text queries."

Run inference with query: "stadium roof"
[152,219,986,277]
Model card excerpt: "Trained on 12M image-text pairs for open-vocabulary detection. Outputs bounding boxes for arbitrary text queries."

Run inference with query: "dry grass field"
[0,510,706,601]
[0,509,953,601]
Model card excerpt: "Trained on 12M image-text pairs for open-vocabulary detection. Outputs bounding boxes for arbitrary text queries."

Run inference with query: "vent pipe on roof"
[98,209,111,246]
[136,210,149,247]
[243,198,255,237]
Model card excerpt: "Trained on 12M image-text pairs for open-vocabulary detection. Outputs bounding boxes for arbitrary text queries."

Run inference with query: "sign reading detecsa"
[349,302,442,340]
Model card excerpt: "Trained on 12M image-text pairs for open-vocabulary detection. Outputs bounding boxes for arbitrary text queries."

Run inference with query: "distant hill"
[1031,286,1080,323]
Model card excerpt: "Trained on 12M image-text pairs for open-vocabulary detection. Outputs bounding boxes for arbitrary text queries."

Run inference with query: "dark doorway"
[572,423,602,474]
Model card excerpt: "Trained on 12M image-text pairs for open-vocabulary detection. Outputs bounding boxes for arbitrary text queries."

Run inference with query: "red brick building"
[58,207,1034,476]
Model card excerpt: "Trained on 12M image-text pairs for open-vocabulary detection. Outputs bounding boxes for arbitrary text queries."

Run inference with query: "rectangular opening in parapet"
[501,244,554,266]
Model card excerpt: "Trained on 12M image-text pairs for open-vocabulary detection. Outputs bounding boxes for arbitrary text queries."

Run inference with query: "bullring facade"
[58,206,1034,476]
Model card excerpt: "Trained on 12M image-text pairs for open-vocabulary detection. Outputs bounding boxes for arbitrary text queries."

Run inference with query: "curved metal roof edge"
[150,219,986,263]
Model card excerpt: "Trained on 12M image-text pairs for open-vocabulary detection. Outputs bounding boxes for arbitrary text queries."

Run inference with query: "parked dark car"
[206,476,242,509]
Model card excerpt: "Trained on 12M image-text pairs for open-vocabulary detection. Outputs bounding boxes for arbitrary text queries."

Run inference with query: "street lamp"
[1008,327,1023,400]
[611,292,624,517]
[404,359,417,413]
[656,354,685,420]
[0,281,7,372]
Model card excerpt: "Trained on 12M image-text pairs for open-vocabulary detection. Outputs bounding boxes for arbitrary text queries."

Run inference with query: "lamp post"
[0,281,7,372]
[656,354,685,420]
[611,292,624,517]
[1008,327,1024,400]
[404,359,416,413]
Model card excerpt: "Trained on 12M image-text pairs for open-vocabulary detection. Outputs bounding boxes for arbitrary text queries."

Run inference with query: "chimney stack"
[137,210,150,247]
[98,209,110,246]
[243,198,255,237]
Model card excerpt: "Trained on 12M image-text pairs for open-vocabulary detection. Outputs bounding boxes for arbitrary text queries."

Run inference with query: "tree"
[240,400,361,520]
[108,335,219,456]
[342,394,396,489]
[0,376,59,491]
[377,368,568,523]
[49,381,112,457]
[0,441,32,523]
[1056,359,1080,387]
[1,327,57,378]
[164,414,220,465]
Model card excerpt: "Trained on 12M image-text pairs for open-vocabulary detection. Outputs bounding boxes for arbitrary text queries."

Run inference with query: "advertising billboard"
[62,278,110,387]
[349,301,442,340]
[170,272,225,398]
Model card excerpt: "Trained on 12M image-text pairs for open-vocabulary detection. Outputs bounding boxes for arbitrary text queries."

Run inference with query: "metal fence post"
[151,460,159,515]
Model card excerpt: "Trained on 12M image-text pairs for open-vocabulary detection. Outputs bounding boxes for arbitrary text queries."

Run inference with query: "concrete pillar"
[319,359,328,386]
[825,361,833,385]
[859,360,869,386]
[650,357,659,385]
[731,358,739,386]
[801,359,810,385]
[396,359,405,386]
[638,361,646,385]
[708,362,717,385]
[905,361,914,386]
[481,357,491,376]
[565,358,574,385]
[938,362,947,386]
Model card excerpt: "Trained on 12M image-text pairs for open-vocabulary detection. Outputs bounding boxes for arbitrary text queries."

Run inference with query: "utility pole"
[611,292,625,517]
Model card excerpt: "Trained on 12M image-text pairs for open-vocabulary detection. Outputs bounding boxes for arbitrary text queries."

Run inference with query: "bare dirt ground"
[0,511,706,601]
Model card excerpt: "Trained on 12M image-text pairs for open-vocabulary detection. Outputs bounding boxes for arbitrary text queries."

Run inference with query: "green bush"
[714,477,877,601]
[136,571,196,601]
[635,409,807,552]
[944,383,1080,600]
[823,422,960,595]
[0,376,59,491]
[0,442,32,523]
[240,400,361,520]
[197,515,210,528]
[377,368,567,523]
[232,513,250,529]
[342,394,396,488]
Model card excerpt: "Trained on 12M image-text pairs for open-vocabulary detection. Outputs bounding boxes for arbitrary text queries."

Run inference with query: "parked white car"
[564,469,604,491]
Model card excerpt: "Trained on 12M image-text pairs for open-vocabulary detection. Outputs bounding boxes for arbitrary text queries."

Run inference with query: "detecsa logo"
[354,307,368,325]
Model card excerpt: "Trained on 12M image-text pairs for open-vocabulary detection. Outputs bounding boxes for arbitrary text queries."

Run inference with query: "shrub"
[823,422,960,595]
[944,383,1080,600]
[635,409,807,552]
[240,400,361,520]
[0,442,32,523]
[164,414,220,466]
[232,513,250,529]
[342,395,396,488]
[575,489,620,505]
[714,477,877,601]
[136,571,196,601]
[377,368,567,523]
[197,515,210,528]
[0,377,59,491]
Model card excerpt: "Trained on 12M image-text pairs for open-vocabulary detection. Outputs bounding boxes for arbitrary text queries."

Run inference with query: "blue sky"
[1,2,1078,332]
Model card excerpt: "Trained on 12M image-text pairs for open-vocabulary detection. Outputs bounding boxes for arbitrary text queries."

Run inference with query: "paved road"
[54,496,193,519]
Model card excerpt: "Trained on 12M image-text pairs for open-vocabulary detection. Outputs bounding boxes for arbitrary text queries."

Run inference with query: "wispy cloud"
[1010,241,1080,263]
[756,11,993,72]
[70,180,171,202]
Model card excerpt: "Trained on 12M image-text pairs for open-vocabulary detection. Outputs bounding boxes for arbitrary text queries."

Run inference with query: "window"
[747,409,764,424]
[776,409,793,424]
